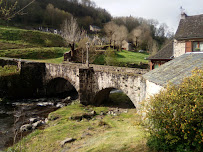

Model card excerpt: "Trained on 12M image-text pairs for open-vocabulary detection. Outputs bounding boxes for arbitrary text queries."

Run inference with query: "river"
[0,98,63,151]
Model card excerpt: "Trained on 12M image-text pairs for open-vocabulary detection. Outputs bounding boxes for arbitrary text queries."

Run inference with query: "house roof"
[143,53,203,86]
[147,41,174,60]
[175,14,203,40]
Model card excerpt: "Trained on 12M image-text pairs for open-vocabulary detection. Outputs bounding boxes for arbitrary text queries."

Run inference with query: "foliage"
[6,0,111,30]
[105,47,118,66]
[146,69,203,152]
[0,0,35,21]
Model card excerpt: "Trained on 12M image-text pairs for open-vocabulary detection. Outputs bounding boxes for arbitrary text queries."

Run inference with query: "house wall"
[174,39,186,57]
[145,80,163,100]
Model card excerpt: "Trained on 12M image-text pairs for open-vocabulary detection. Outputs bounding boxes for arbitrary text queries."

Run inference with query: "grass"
[94,50,149,67]
[7,102,149,152]
[0,47,69,60]
[0,27,66,47]
[0,26,69,64]
[0,65,19,76]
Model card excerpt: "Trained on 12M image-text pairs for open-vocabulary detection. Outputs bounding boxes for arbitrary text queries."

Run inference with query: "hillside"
[0,26,69,63]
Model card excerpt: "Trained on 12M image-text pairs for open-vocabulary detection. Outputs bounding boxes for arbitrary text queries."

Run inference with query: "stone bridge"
[0,58,149,109]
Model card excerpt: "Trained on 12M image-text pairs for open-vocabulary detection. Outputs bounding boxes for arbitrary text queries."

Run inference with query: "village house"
[122,40,133,51]
[148,13,203,70]
[90,25,101,32]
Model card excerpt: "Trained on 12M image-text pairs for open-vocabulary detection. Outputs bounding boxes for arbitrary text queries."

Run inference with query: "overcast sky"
[93,0,203,32]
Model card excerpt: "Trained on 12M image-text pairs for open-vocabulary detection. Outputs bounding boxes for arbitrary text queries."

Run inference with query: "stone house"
[148,13,203,70]
[90,25,101,32]
[143,53,203,99]
[122,40,133,51]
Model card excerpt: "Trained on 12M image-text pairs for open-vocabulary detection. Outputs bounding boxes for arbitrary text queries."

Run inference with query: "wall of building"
[174,39,186,57]
[145,80,163,100]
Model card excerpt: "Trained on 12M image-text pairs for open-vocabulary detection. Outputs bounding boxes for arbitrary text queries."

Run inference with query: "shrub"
[146,68,203,152]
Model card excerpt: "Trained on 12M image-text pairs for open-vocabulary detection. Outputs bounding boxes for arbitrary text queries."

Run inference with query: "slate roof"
[175,14,203,40]
[147,41,174,60]
[143,53,203,86]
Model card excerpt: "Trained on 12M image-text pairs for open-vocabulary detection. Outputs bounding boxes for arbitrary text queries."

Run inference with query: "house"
[90,25,101,32]
[122,40,133,51]
[148,13,203,70]
[143,53,203,99]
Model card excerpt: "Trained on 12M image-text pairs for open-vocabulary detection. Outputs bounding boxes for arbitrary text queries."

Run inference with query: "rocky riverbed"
[0,97,72,151]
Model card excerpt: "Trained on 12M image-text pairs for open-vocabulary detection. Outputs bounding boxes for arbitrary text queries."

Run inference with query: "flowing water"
[0,98,62,151]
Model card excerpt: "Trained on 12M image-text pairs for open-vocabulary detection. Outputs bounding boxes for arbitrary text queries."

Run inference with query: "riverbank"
[6,101,149,152]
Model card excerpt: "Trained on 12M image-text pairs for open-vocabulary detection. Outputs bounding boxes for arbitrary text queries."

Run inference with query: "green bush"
[146,69,203,152]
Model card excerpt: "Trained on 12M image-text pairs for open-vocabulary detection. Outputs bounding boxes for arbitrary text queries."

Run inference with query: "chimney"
[181,12,187,19]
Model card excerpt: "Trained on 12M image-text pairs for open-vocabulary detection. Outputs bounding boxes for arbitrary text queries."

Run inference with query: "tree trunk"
[70,43,75,57]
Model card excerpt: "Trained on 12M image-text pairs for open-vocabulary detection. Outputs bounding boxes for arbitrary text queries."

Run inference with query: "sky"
[93,0,203,32]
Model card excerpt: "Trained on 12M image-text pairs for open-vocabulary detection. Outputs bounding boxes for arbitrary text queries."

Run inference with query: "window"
[193,42,203,52]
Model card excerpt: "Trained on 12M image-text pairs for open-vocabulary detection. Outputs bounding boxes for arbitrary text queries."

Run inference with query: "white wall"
[174,39,186,57]
[145,80,163,100]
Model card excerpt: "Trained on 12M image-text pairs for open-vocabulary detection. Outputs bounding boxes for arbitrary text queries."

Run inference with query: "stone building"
[143,53,203,99]
[148,13,203,70]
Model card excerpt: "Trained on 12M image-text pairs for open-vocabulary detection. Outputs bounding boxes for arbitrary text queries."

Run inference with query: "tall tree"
[104,21,119,47]
[114,25,128,51]
[61,17,86,57]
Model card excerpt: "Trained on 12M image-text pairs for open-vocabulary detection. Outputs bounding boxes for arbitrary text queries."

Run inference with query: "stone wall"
[174,39,186,57]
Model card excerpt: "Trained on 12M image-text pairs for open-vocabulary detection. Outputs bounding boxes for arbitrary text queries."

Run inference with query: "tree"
[104,21,119,47]
[61,17,86,57]
[0,0,35,21]
[113,25,128,51]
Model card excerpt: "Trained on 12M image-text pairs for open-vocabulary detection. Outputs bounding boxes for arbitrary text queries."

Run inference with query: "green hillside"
[0,27,66,47]
[0,26,69,64]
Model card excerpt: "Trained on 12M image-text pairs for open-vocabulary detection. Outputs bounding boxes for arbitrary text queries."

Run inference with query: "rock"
[90,110,96,115]
[20,124,32,132]
[62,96,71,103]
[45,118,49,124]
[100,112,106,116]
[32,120,44,130]
[56,103,65,108]
[60,138,76,147]
[29,118,38,124]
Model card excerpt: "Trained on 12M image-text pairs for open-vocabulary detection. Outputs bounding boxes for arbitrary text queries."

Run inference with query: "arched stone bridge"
[0,58,149,109]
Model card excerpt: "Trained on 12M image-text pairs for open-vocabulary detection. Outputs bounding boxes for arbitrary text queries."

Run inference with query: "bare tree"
[114,25,128,51]
[0,0,35,21]
[104,21,119,47]
[61,17,86,57]
[74,37,98,64]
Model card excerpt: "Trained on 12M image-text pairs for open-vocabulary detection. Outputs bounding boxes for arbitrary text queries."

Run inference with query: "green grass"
[0,65,19,76]
[7,102,149,152]
[94,50,149,68]
[116,50,149,64]
[0,47,69,60]
[0,27,66,47]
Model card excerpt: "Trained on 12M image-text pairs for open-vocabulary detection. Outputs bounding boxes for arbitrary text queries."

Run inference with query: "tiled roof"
[175,14,203,40]
[143,53,203,86]
[147,41,174,60]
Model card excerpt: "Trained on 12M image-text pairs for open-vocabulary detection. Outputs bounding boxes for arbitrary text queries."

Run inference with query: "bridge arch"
[93,87,136,108]
[45,77,78,99]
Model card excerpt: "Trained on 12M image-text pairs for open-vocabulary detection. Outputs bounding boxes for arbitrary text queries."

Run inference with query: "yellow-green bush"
[146,68,203,152]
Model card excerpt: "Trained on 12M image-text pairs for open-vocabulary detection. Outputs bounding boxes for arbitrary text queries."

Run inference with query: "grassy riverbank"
[7,102,149,152]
